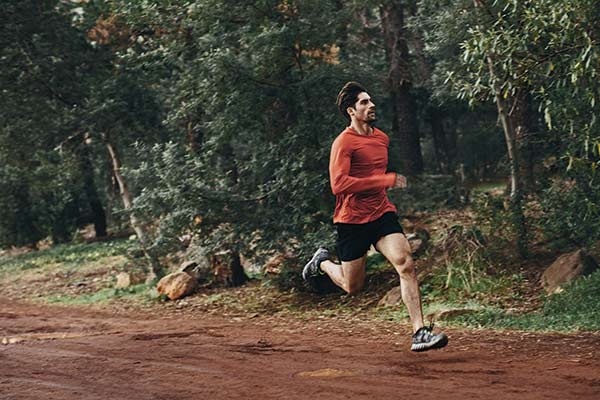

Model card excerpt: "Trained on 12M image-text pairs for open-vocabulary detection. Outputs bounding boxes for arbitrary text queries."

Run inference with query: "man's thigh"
[375,232,411,263]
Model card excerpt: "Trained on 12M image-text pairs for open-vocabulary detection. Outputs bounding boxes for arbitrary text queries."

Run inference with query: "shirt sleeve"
[329,136,397,195]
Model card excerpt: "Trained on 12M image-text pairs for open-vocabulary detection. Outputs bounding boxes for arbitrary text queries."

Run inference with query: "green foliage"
[0,1,84,246]
[117,0,355,262]
[471,193,512,245]
[452,270,600,331]
[538,167,600,248]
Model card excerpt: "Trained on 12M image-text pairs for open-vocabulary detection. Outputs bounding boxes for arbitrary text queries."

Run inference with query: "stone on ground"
[115,272,132,289]
[156,272,197,300]
[541,249,598,294]
[114,271,144,289]
[378,286,403,307]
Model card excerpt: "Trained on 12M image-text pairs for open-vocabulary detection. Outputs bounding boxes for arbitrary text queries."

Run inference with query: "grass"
[45,283,154,305]
[0,238,137,303]
[0,239,133,274]
[471,181,506,194]
[450,270,600,331]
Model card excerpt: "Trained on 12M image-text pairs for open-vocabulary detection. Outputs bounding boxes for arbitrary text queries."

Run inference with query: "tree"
[111,0,360,281]
[417,0,600,256]
[380,0,424,175]
[0,0,108,246]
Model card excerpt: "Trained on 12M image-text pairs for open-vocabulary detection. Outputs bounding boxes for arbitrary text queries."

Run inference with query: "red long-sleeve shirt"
[329,127,397,224]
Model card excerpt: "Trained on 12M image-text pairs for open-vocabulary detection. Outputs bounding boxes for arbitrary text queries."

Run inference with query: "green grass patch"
[471,181,505,194]
[450,270,600,331]
[0,239,133,276]
[44,283,153,305]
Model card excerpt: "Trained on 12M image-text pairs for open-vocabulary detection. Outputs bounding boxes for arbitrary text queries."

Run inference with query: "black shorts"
[335,212,404,262]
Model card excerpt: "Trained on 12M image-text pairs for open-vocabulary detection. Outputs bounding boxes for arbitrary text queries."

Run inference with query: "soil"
[1,297,599,400]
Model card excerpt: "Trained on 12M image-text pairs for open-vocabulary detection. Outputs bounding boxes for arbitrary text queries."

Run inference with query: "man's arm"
[329,138,397,195]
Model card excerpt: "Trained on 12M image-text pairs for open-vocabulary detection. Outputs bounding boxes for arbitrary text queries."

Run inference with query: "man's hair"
[336,81,367,122]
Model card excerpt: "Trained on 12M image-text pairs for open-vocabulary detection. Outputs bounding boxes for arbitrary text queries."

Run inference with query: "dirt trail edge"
[1,298,599,400]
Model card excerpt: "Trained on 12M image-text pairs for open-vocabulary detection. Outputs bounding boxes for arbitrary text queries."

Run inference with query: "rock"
[115,271,144,289]
[177,260,201,282]
[263,254,288,275]
[156,272,197,300]
[541,249,598,294]
[406,227,430,257]
[408,238,425,256]
[378,286,403,307]
[115,272,132,289]
[240,253,262,275]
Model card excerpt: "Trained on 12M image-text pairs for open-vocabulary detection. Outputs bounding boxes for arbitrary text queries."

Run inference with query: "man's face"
[348,92,376,123]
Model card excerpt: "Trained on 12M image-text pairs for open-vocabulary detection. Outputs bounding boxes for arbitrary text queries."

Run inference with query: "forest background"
[1,0,599,329]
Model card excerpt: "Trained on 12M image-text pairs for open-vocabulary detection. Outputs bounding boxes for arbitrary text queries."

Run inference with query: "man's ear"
[346,106,354,117]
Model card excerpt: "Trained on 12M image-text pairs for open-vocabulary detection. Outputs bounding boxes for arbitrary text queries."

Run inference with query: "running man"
[303,81,448,352]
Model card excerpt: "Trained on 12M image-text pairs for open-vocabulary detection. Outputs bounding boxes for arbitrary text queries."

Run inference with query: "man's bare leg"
[376,232,447,351]
[319,256,367,295]
[375,233,424,333]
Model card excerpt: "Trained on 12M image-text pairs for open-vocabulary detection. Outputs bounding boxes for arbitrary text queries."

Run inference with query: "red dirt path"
[1,298,599,400]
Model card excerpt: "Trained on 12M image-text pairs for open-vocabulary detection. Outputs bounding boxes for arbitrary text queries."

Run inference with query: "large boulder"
[541,249,598,294]
[401,218,430,257]
[156,272,197,300]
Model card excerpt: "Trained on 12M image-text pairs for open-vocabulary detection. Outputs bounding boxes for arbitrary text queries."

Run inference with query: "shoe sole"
[301,261,314,281]
[411,334,449,352]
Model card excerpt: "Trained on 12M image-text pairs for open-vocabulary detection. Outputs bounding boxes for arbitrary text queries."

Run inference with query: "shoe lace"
[415,322,436,340]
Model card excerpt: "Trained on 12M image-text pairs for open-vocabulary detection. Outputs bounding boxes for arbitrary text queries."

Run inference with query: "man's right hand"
[394,174,407,189]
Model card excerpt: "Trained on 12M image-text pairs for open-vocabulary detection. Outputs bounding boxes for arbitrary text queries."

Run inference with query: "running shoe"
[302,247,329,288]
[411,325,448,352]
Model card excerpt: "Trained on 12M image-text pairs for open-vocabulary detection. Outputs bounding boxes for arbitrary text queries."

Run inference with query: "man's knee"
[390,253,415,275]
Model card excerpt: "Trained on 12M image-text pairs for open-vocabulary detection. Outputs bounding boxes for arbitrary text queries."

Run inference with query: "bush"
[538,169,600,248]
[421,224,518,303]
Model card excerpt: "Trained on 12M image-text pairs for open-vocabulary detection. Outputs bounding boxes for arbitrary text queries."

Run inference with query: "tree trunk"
[380,0,423,176]
[473,0,528,257]
[79,141,107,238]
[511,88,536,192]
[229,251,247,286]
[102,132,163,281]
[487,60,528,257]
[220,143,248,286]
[429,107,452,174]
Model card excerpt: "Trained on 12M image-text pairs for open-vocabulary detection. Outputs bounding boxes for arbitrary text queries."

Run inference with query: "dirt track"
[1,298,599,400]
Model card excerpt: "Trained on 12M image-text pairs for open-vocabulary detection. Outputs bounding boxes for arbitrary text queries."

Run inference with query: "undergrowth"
[2,226,598,333]
[450,270,600,331]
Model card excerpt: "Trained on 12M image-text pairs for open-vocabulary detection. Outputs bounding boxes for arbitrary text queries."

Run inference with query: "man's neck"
[349,120,373,136]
